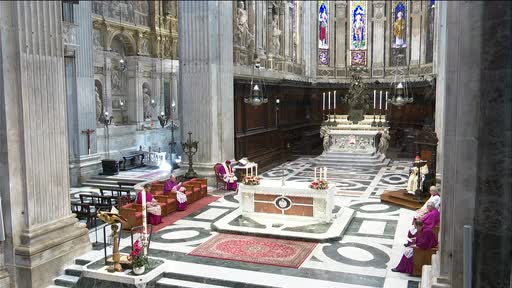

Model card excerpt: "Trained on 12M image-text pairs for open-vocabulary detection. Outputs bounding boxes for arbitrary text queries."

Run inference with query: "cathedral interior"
[0,1,510,288]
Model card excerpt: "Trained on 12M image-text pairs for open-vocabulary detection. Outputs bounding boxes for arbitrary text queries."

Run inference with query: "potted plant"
[129,240,148,275]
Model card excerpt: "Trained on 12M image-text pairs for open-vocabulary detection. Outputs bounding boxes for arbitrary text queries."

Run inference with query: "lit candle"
[323,92,325,110]
[314,167,317,180]
[385,91,388,110]
[255,165,258,177]
[141,187,148,255]
[328,91,331,110]
[334,91,336,109]
[373,90,376,109]
[379,91,383,110]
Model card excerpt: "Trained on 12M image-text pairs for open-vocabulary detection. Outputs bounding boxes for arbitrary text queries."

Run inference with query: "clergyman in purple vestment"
[219,160,238,191]
[408,201,440,238]
[136,184,162,225]
[393,220,438,275]
[163,174,178,194]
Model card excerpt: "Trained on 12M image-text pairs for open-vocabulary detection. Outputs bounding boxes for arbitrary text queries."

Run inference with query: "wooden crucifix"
[81,129,96,155]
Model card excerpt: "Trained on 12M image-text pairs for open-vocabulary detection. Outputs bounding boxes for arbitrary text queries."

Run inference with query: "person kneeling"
[136,183,162,225]
[220,160,238,191]
[392,220,438,275]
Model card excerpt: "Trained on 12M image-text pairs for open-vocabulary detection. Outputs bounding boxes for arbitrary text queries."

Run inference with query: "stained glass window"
[392,1,407,48]
[350,1,367,50]
[318,1,329,65]
[350,1,367,66]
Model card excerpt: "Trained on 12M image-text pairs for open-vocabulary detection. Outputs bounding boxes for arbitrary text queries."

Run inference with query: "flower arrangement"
[309,179,329,190]
[129,239,148,269]
[243,175,260,185]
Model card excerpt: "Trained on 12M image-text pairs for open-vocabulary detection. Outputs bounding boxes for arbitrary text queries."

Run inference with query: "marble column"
[434,0,446,179]
[427,1,512,288]
[371,1,385,77]
[0,2,91,287]
[179,1,234,177]
[170,72,178,119]
[303,1,316,78]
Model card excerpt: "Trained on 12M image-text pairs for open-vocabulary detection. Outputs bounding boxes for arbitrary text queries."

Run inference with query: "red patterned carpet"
[189,234,318,268]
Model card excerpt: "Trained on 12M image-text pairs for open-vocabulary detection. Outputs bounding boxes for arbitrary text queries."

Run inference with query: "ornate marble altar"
[239,180,335,222]
[321,115,387,154]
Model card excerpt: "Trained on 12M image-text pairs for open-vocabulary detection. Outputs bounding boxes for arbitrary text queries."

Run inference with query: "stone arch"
[108,31,137,55]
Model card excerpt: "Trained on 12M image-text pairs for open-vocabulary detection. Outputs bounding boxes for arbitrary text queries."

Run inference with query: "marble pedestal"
[327,130,378,154]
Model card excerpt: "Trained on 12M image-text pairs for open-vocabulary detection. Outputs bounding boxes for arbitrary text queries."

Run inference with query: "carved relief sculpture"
[93,29,102,49]
[234,1,254,49]
[345,72,370,123]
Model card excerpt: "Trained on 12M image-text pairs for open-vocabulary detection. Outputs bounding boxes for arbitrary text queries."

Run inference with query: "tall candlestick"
[385,91,388,110]
[314,167,317,180]
[141,187,148,255]
[334,91,336,109]
[379,90,383,110]
[373,90,376,109]
[328,91,331,110]
[323,92,325,110]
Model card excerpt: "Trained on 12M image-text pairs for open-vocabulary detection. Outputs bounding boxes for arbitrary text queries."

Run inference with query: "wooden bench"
[412,225,440,276]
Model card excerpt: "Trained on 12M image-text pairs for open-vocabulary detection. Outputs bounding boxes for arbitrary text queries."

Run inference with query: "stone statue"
[345,72,369,123]
[143,85,151,119]
[93,29,102,49]
[95,84,103,122]
[111,69,120,91]
[235,1,254,49]
[140,38,149,55]
[270,14,281,55]
[378,129,390,155]
[320,126,331,152]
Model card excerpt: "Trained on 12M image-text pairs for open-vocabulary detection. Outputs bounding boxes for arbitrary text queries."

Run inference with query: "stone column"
[170,71,178,119]
[104,57,113,116]
[434,0,446,179]
[335,1,348,70]
[303,1,316,78]
[371,1,386,77]
[410,1,422,66]
[179,1,234,178]
[420,0,430,65]
[0,2,91,287]
[427,1,512,288]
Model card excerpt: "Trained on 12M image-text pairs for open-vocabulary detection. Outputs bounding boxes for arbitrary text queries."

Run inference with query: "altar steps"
[48,254,96,288]
[380,189,425,210]
[81,175,144,189]
[156,271,274,288]
[314,152,390,168]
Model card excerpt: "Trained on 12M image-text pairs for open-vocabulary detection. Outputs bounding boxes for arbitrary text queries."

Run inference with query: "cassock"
[136,190,162,225]
[219,162,238,191]
[395,228,438,274]
[409,208,440,237]
[163,179,178,194]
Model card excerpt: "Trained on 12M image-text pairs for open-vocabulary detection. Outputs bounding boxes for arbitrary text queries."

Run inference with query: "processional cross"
[81,129,96,155]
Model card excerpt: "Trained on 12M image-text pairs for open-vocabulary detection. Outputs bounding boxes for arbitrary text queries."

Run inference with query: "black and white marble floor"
[62,158,420,288]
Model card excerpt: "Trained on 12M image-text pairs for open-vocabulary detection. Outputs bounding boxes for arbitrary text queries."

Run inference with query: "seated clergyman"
[219,160,238,191]
[392,220,438,275]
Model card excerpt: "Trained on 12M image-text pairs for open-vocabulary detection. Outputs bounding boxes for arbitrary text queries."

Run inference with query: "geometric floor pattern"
[63,158,421,288]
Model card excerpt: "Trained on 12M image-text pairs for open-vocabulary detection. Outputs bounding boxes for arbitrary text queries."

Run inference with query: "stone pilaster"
[255,1,266,59]
[179,0,234,178]
[426,1,512,287]
[371,1,385,77]
[335,1,347,69]
[0,2,90,287]
[70,1,101,184]
[410,1,422,66]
